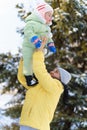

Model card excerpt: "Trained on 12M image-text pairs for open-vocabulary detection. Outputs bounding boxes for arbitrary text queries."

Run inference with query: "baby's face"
[44,11,53,24]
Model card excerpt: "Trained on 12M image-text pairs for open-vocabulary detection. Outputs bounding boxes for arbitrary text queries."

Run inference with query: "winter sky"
[0,0,28,54]
[0,0,24,54]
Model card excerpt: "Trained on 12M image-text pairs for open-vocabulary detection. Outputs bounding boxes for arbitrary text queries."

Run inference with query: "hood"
[25,13,46,24]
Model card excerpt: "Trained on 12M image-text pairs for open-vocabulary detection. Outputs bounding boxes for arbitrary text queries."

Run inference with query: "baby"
[22,2,56,86]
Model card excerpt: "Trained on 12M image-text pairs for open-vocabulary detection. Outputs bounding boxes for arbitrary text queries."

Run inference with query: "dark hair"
[46,63,57,73]
[62,82,69,105]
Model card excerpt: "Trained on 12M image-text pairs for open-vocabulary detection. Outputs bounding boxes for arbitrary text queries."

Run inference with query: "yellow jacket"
[18,51,64,130]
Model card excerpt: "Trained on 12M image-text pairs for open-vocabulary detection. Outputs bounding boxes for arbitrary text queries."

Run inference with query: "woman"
[18,40,71,130]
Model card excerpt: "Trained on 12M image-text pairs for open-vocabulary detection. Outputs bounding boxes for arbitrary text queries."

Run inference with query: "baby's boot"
[25,75,38,86]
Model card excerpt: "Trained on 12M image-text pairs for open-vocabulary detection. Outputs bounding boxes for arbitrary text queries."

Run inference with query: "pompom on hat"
[34,2,53,23]
[58,67,71,85]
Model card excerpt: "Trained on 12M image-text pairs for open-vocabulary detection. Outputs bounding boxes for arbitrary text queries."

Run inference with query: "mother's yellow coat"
[18,51,64,130]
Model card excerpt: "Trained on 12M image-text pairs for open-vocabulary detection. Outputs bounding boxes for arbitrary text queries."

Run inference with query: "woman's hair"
[46,63,57,73]
[62,83,69,105]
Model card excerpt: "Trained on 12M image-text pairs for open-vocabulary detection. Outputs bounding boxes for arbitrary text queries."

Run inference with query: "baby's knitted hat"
[34,2,53,23]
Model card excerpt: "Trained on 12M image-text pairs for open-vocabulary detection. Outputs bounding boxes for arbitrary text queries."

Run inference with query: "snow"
[0,84,19,127]
[0,93,13,109]
[0,111,19,128]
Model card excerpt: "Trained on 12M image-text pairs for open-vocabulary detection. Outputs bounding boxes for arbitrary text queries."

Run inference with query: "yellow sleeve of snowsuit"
[18,51,64,130]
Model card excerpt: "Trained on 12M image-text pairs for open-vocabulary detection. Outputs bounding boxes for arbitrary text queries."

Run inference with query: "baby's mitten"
[31,36,42,48]
[47,42,56,53]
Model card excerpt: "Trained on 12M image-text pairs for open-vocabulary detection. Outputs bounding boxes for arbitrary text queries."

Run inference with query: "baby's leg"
[22,46,34,75]
[22,46,38,86]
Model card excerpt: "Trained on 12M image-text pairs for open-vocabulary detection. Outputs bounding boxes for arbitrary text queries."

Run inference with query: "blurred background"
[0,0,87,130]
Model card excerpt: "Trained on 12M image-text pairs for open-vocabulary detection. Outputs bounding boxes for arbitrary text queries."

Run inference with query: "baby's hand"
[47,42,56,53]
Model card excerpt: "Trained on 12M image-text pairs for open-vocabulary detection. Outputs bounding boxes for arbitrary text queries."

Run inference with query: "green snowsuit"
[22,13,54,76]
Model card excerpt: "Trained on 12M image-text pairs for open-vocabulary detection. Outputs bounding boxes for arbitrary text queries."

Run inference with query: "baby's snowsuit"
[22,13,56,76]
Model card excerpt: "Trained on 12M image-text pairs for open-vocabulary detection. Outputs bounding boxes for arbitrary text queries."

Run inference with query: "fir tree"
[0,0,87,129]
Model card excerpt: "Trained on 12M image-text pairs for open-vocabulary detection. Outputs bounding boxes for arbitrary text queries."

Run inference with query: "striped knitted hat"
[34,2,53,23]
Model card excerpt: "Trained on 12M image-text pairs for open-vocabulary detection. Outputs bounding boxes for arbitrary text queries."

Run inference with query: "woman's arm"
[33,51,64,94]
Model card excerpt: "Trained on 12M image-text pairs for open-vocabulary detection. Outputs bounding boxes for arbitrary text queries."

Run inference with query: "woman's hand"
[36,36,47,51]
